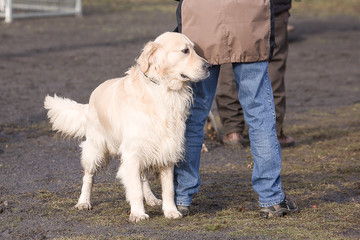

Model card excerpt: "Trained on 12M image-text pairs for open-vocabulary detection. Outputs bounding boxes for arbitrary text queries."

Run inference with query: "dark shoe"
[277,133,295,148]
[222,132,243,145]
[177,205,190,216]
[260,196,299,218]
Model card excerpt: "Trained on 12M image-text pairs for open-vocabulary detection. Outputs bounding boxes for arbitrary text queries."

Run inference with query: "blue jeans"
[174,62,285,207]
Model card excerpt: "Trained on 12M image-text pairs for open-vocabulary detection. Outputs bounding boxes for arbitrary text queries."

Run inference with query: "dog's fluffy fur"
[44,32,210,222]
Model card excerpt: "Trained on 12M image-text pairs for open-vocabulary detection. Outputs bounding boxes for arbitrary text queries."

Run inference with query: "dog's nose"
[203,61,212,71]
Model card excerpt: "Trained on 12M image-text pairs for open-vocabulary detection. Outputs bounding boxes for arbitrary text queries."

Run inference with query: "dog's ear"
[137,41,164,73]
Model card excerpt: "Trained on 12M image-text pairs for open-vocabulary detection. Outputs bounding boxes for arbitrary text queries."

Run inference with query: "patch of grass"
[34,184,131,225]
[151,103,359,239]
[9,104,359,239]
[54,236,116,240]
[0,120,53,143]
[291,0,360,18]
[204,223,227,232]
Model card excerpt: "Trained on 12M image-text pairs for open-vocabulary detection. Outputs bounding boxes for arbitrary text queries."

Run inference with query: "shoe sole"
[260,207,299,219]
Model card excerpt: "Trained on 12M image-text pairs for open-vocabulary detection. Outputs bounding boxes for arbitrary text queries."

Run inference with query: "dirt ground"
[0,5,360,240]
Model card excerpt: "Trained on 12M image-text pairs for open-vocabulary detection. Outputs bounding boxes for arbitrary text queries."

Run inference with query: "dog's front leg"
[117,158,149,223]
[160,164,182,219]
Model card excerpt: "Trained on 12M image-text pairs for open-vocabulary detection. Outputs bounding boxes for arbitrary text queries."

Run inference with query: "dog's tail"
[44,94,88,139]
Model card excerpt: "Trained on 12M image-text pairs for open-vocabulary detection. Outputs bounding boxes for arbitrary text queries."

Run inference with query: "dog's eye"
[182,48,190,54]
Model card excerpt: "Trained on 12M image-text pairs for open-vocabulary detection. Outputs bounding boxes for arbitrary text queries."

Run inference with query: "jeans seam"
[262,71,283,206]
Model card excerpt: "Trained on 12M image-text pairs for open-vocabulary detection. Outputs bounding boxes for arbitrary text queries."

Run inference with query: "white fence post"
[75,0,82,16]
[0,0,5,12]
[5,0,12,23]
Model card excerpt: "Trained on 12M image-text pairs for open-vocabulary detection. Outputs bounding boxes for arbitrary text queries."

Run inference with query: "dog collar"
[142,71,160,85]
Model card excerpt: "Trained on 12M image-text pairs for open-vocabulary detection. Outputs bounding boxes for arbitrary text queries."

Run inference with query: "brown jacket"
[176,0,274,65]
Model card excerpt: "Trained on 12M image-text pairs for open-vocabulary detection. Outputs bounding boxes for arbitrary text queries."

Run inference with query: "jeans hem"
[175,202,191,207]
[259,194,285,207]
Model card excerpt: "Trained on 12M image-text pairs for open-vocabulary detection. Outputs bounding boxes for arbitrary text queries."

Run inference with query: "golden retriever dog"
[44,32,210,222]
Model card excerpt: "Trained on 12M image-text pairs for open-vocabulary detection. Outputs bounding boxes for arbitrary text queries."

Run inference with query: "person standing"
[174,0,298,218]
[216,0,295,147]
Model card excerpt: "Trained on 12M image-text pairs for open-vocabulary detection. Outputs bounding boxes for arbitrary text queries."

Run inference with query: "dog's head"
[137,32,211,90]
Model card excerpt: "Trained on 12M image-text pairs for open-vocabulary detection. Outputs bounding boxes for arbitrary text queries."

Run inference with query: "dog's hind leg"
[117,152,149,222]
[142,174,162,207]
[75,139,105,210]
[160,164,182,219]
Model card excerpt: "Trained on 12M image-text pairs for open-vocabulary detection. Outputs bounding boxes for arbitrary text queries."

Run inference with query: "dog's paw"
[75,202,92,210]
[129,212,150,223]
[164,210,183,219]
[146,197,162,207]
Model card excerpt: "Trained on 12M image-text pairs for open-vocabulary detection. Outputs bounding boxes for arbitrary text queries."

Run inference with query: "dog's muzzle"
[181,60,212,81]
[203,61,212,71]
